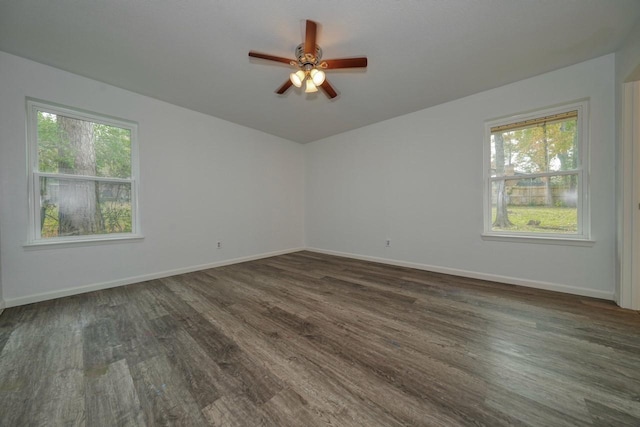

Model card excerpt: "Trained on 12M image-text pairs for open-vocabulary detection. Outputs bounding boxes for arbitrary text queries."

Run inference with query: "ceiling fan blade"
[276,79,294,94]
[320,80,338,99]
[248,51,295,65]
[304,20,317,56]
[321,57,368,69]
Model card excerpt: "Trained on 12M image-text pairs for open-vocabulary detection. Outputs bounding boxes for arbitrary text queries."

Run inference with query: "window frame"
[25,98,142,246]
[482,100,592,244]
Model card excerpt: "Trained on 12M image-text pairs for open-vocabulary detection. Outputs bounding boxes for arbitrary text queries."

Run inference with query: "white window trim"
[482,100,591,244]
[25,98,142,246]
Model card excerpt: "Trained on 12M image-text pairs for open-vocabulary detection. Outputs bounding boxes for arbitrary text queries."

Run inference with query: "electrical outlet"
[217,241,222,249]
[385,239,391,247]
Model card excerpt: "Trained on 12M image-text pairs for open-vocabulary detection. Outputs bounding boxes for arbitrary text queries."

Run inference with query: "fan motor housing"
[295,44,322,67]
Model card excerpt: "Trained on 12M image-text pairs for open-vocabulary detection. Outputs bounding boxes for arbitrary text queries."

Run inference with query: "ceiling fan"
[248,20,367,99]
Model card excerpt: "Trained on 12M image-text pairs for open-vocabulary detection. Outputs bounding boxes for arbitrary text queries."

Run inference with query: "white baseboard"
[305,247,615,301]
[5,245,614,308]
[5,247,305,308]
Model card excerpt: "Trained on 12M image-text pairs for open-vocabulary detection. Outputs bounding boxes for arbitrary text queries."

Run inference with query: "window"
[27,99,140,244]
[483,101,589,241]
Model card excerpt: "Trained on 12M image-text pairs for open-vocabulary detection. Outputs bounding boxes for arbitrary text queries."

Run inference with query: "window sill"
[24,234,144,250]
[481,233,595,247]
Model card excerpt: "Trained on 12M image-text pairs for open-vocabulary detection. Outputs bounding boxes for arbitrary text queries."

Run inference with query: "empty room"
[2,1,640,425]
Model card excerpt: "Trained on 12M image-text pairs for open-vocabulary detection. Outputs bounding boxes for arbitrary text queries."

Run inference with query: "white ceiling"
[1,1,639,143]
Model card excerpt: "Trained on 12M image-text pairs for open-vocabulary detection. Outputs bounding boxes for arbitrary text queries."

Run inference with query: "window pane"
[491,117,578,177]
[37,111,131,178]
[40,177,132,238]
[491,175,578,234]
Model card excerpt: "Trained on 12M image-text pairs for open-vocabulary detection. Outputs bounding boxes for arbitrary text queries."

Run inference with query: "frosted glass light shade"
[305,79,318,93]
[310,69,325,86]
[290,70,305,88]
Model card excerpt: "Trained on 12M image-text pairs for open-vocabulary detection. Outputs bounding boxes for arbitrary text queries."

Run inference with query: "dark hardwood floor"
[1,251,639,426]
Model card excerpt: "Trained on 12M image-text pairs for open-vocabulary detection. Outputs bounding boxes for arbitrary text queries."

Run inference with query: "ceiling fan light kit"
[248,20,367,99]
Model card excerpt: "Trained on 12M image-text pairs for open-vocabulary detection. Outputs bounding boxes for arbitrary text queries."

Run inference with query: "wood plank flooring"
[1,251,640,426]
